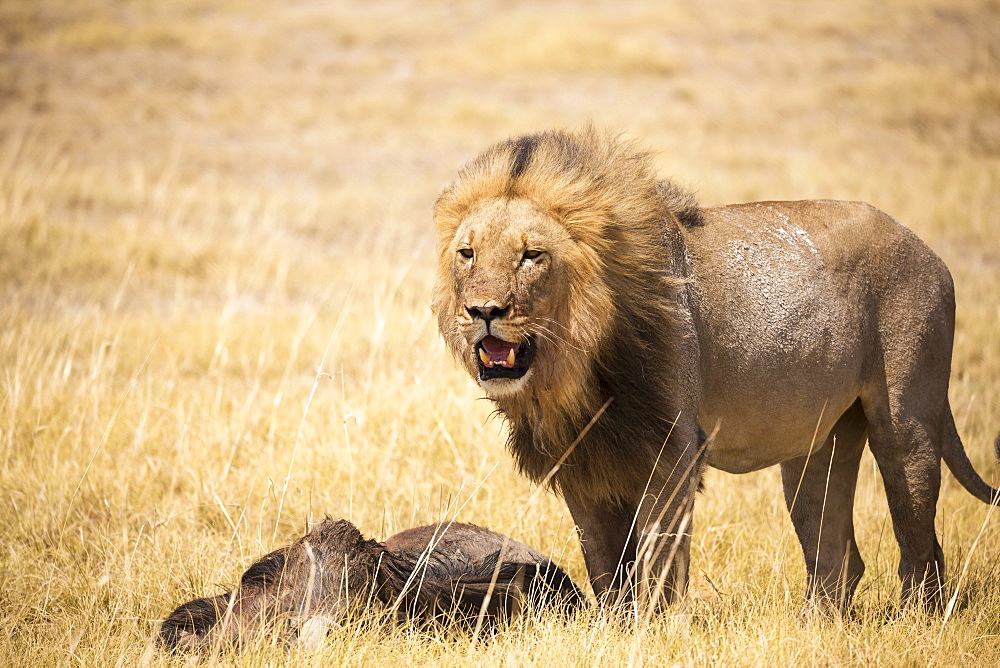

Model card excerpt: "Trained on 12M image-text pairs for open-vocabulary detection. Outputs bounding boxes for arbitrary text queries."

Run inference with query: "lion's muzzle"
[476,335,536,381]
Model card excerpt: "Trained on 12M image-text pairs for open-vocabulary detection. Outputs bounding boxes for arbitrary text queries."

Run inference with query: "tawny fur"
[433,128,700,504]
[431,127,999,612]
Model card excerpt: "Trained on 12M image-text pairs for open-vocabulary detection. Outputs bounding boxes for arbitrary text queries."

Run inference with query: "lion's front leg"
[633,473,698,610]
[562,492,638,606]
[563,437,704,612]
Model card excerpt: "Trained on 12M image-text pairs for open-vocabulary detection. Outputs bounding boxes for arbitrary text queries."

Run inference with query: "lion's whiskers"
[523,320,591,354]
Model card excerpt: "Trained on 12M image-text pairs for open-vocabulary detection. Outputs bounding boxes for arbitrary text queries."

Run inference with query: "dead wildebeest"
[159,518,584,651]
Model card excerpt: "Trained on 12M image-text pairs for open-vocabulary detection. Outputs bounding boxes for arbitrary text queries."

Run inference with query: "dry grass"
[1,0,999,664]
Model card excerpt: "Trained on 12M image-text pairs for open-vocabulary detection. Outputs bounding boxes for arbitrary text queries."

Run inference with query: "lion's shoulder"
[656,180,702,227]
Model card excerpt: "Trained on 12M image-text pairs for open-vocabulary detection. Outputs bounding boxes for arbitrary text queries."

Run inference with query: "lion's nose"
[466,303,510,323]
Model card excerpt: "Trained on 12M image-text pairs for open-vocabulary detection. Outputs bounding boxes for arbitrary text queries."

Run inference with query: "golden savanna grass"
[1,0,999,664]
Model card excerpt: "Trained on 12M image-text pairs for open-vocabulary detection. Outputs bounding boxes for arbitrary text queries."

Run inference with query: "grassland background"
[1,0,998,665]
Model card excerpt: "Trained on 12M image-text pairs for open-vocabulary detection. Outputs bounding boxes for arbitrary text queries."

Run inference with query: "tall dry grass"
[1,0,998,664]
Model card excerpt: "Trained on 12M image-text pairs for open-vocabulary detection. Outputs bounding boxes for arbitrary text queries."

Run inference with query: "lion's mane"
[433,128,703,505]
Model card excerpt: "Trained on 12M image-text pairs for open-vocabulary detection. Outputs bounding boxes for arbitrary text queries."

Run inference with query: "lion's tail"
[941,416,1000,505]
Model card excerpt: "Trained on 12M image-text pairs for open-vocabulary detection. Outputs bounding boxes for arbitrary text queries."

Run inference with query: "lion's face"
[434,196,611,402]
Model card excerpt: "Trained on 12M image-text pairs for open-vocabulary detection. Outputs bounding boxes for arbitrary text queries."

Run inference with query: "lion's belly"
[696,313,863,473]
[686,201,870,473]
[701,391,859,474]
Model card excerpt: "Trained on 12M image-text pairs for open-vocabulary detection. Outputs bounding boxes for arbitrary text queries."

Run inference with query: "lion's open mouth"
[475,335,535,381]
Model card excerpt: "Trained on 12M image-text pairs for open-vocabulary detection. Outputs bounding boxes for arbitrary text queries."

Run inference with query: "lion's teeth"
[505,348,515,367]
[479,348,492,367]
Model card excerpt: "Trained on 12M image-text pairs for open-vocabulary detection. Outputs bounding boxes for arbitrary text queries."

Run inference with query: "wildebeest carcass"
[159,518,584,651]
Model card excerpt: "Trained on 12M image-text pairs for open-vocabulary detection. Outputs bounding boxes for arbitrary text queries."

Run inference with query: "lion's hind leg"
[863,388,947,612]
[857,226,960,612]
[780,399,868,613]
[860,288,957,611]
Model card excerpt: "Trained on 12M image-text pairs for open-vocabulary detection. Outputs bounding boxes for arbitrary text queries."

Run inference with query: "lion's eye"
[522,249,544,262]
[458,248,474,260]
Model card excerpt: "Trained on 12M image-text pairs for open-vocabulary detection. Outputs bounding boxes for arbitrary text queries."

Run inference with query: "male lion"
[431,127,999,612]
